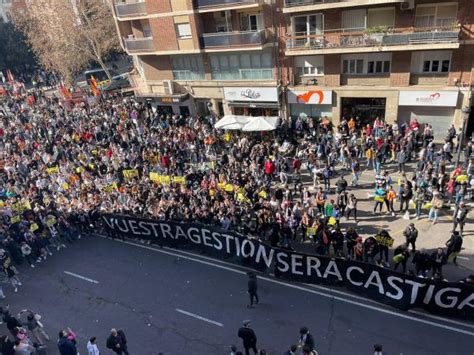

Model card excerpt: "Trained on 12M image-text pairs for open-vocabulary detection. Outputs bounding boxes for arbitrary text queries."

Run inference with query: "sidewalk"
[281,160,473,282]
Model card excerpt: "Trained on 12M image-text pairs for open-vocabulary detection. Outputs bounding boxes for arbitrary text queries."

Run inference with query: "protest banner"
[123,169,139,180]
[46,166,59,174]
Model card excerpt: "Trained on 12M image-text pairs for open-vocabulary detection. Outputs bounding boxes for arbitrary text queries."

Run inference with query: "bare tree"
[14,0,119,82]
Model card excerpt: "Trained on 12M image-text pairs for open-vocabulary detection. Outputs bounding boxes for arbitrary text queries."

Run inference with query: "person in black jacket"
[298,327,315,351]
[57,330,78,355]
[0,335,15,355]
[2,311,22,338]
[106,328,129,355]
[403,223,418,251]
[446,231,463,265]
[431,248,447,277]
[238,320,258,355]
[412,249,431,277]
[247,272,259,308]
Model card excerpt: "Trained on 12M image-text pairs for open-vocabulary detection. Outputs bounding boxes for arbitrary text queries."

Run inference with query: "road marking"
[175,308,223,327]
[105,238,474,336]
[457,256,470,260]
[63,271,99,284]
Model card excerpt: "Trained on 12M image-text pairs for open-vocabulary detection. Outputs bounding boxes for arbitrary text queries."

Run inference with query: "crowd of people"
[0,81,472,353]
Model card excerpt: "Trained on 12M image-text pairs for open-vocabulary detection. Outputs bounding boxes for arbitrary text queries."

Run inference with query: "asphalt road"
[1,236,473,355]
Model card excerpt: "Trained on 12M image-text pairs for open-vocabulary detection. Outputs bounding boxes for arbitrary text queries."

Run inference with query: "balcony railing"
[211,68,273,80]
[284,0,337,7]
[201,29,266,48]
[115,1,147,17]
[286,26,460,51]
[195,0,256,8]
[123,37,154,52]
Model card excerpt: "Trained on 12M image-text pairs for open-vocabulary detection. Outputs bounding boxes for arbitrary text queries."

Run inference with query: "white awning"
[242,116,280,132]
[214,115,250,130]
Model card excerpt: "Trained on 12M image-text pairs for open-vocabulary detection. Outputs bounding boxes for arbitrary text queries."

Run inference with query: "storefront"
[287,89,332,119]
[154,94,192,116]
[398,90,459,142]
[341,97,386,125]
[223,87,280,116]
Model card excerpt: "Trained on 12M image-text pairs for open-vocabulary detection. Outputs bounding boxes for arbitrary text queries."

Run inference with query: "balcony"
[115,1,147,18]
[195,0,257,8]
[123,37,154,52]
[286,26,460,55]
[283,0,406,13]
[201,30,266,49]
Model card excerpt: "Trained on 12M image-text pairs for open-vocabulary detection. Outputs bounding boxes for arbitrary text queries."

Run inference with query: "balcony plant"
[364,26,389,44]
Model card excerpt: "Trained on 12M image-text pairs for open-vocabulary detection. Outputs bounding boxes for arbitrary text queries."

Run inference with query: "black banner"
[102,214,474,320]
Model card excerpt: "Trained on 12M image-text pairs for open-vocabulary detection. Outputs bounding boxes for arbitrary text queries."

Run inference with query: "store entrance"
[233,107,279,116]
[341,97,386,125]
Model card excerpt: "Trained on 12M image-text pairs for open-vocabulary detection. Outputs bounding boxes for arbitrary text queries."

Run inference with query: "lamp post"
[455,107,471,168]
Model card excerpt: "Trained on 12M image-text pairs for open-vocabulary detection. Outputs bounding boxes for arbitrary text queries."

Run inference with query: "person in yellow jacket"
[386,185,397,216]
[366,146,375,172]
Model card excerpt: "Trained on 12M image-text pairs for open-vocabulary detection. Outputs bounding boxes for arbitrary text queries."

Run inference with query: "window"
[422,59,450,73]
[342,9,366,31]
[210,51,273,80]
[415,4,457,28]
[367,8,395,28]
[240,14,261,31]
[343,59,364,74]
[175,23,192,39]
[292,14,323,36]
[142,24,152,38]
[367,60,390,74]
[295,55,324,77]
[172,55,205,80]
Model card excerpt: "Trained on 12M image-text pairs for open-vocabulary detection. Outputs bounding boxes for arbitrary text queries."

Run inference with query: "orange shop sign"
[287,90,332,105]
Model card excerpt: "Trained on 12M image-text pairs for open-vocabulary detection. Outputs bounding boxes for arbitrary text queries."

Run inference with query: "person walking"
[247,272,259,308]
[452,202,468,236]
[298,327,315,352]
[385,185,397,216]
[87,336,100,355]
[428,191,443,224]
[446,231,463,265]
[57,330,78,355]
[238,320,258,355]
[106,329,129,355]
[22,311,49,345]
[403,223,418,252]
[346,194,358,222]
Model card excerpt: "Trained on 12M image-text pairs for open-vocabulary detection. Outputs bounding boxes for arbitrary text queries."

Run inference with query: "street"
[1,236,473,355]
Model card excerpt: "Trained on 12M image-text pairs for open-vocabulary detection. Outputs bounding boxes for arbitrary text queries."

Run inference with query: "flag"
[59,81,72,100]
[90,75,100,97]
[0,71,5,83]
[6,69,14,82]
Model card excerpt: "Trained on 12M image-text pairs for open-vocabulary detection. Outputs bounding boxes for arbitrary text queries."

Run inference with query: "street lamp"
[455,107,471,167]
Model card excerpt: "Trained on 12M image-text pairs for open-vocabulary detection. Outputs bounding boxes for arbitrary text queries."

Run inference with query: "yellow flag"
[123,169,139,180]
[30,223,39,232]
[11,215,21,224]
[46,166,59,174]
[172,176,186,184]
[149,172,160,182]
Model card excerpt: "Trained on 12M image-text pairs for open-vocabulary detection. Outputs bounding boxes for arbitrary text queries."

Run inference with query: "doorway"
[341,97,386,125]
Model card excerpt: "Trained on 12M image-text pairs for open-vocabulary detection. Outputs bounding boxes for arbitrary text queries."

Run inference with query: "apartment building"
[0,0,26,22]
[282,0,473,140]
[111,0,473,138]
[111,0,280,117]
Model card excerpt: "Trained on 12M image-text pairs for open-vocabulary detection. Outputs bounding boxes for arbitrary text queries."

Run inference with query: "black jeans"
[346,208,357,220]
[249,291,259,306]
[400,199,409,212]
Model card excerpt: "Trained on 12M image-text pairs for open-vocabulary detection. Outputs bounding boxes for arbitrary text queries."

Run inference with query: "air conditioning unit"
[401,0,415,11]
[163,80,174,95]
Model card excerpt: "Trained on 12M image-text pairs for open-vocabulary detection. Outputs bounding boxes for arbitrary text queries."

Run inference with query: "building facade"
[0,0,27,22]
[111,0,473,135]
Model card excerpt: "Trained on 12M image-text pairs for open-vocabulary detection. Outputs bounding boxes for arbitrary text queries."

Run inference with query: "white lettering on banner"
[364,271,385,295]
[346,266,364,286]
[223,87,278,103]
[221,234,234,254]
[211,232,223,251]
[116,219,130,233]
[138,221,151,236]
[160,223,174,240]
[128,220,139,234]
[306,256,322,278]
[386,276,404,300]
[435,288,462,309]
[175,226,188,241]
[187,227,201,244]
[398,90,458,107]
[234,237,241,257]
[201,229,213,247]
[423,284,436,305]
[276,252,290,272]
[255,245,274,268]
[291,254,304,275]
[241,239,255,258]
[149,222,161,237]
[457,294,474,310]
[405,279,427,305]
[323,260,343,281]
